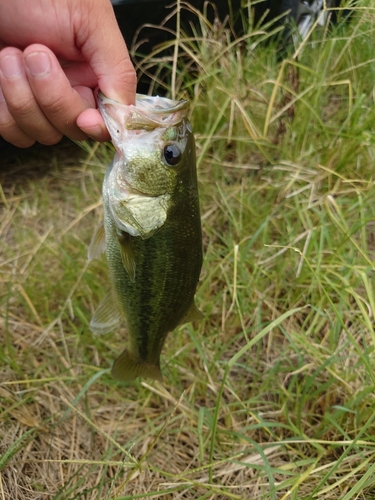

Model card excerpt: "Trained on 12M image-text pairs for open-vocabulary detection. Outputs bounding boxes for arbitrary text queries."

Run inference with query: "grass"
[2,0,375,498]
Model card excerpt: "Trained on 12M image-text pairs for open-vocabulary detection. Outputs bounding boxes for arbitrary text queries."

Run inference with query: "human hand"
[0,0,136,148]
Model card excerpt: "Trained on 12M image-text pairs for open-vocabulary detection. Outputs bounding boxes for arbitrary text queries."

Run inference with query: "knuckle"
[13,137,36,148]
[38,92,67,116]
[0,108,16,136]
[0,124,35,148]
[38,131,63,146]
[7,94,36,119]
[118,62,137,91]
[0,102,61,147]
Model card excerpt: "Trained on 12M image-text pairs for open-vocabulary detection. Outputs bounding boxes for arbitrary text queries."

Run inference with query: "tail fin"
[111,349,163,382]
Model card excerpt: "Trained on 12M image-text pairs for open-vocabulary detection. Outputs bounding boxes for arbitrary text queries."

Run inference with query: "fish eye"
[163,144,181,166]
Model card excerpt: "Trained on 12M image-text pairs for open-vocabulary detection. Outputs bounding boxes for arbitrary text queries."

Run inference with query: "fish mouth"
[97,91,189,131]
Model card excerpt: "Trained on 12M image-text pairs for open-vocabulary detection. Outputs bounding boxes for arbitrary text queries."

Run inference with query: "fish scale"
[88,93,203,382]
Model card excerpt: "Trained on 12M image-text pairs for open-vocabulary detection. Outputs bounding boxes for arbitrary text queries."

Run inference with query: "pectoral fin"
[179,301,203,325]
[90,289,122,335]
[116,230,136,282]
[88,223,106,261]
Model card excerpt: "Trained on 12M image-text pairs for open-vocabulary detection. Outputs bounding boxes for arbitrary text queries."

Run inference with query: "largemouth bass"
[88,93,203,382]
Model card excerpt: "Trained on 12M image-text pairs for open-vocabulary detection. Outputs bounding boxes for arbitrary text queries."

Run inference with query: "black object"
[253,0,352,40]
[112,0,352,46]
[111,1,241,52]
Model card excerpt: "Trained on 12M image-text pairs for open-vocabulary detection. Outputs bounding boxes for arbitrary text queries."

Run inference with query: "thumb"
[75,0,136,105]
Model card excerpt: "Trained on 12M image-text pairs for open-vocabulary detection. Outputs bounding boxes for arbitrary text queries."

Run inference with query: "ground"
[1,2,375,499]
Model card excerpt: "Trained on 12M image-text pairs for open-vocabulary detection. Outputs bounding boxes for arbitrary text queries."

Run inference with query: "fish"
[88,92,203,382]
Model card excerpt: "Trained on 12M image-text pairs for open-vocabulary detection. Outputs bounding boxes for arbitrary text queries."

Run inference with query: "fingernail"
[25,52,51,76]
[0,54,23,78]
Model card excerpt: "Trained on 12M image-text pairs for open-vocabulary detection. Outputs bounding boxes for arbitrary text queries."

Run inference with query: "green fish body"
[88,93,202,382]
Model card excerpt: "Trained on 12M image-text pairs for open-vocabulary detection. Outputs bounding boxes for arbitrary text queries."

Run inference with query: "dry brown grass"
[3,2,375,499]
[1,143,281,500]
[1,137,375,499]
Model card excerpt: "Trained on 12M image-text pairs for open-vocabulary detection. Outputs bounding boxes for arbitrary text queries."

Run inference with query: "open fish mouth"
[97,91,189,131]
